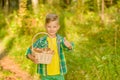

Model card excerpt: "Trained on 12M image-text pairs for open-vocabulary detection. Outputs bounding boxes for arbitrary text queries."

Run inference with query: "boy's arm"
[25,39,40,64]
[64,38,72,50]
[27,53,39,64]
[61,37,74,51]
[26,47,39,64]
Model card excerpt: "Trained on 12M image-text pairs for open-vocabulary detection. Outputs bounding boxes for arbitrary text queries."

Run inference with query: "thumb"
[64,37,66,41]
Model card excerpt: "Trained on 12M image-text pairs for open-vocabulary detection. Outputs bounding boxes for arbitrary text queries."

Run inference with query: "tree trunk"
[77,0,84,22]
[110,0,113,5]
[97,0,100,13]
[3,0,9,14]
[32,0,38,14]
[101,0,105,22]
[64,0,71,5]
[0,0,4,9]
[19,0,27,16]
[47,0,53,4]
[9,0,19,13]
[18,0,27,27]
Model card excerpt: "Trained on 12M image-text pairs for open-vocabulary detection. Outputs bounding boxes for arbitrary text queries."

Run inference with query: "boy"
[26,13,73,80]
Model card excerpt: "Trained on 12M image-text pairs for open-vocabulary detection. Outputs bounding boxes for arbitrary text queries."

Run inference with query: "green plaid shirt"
[26,34,73,76]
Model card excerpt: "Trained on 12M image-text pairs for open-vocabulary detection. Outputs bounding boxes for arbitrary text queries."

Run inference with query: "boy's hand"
[64,37,72,49]
[32,58,39,64]
[28,54,39,64]
[31,54,39,64]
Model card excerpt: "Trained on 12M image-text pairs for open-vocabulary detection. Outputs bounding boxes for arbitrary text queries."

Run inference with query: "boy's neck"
[48,34,57,38]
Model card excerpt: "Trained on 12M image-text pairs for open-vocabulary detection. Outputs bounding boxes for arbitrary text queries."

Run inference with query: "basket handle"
[32,32,48,52]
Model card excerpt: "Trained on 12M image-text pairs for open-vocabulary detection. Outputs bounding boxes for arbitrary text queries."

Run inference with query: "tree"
[77,0,85,22]
[0,0,5,9]
[60,0,72,8]
[31,0,39,14]
[97,0,100,13]
[64,0,72,5]
[0,0,19,13]
[101,0,105,22]
[19,0,27,16]
[0,0,9,14]
[18,0,27,28]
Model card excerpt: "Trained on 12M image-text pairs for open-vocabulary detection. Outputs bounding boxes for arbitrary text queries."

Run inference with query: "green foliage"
[0,13,7,39]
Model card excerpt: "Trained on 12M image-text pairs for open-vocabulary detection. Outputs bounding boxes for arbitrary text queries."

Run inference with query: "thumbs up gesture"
[64,37,72,49]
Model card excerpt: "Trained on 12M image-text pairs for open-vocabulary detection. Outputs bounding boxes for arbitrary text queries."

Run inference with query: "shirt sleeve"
[25,39,40,58]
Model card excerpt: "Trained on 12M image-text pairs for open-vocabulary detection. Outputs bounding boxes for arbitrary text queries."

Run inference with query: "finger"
[64,37,66,40]
[64,37,67,42]
[35,59,39,64]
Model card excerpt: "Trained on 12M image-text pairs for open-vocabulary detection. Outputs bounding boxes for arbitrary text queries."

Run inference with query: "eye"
[53,26,57,28]
[47,26,51,28]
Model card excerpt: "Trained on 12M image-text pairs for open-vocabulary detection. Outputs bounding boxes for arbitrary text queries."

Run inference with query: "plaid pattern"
[41,74,65,80]
[26,34,73,76]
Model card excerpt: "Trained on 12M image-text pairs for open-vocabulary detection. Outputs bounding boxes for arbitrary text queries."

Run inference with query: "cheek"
[46,27,50,31]
[53,28,58,32]
[56,27,59,31]
[56,28,59,31]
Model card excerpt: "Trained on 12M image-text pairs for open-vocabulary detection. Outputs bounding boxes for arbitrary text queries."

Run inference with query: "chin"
[49,32,55,35]
[49,33,56,36]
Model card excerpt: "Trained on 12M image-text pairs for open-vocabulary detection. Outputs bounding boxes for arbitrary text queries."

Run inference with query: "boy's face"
[45,21,60,37]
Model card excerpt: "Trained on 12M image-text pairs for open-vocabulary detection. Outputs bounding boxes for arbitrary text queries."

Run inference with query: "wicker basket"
[32,32,54,64]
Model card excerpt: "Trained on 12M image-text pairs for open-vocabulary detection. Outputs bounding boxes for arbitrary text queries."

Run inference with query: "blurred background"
[0,0,120,80]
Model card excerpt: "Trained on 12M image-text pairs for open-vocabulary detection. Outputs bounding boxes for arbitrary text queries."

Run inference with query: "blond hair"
[45,13,59,24]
